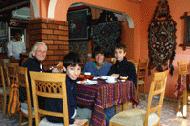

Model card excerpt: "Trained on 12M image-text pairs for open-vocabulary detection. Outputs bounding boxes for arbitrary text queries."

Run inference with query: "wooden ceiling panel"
[0,0,29,14]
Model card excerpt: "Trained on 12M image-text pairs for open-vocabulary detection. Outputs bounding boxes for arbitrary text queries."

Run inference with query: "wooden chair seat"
[109,70,168,126]
[137,80,145,85]
[110,108,159,126]
[20,103,35,116]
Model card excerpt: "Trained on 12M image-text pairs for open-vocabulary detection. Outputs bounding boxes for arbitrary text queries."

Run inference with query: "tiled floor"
[137,97,190,126]
[0,98,189,126]
[0,113,19,126]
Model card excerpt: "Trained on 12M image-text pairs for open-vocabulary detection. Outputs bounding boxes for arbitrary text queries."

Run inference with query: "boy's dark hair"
[63,52,81,68]
[115,43,127,52]
[93,46,105,58]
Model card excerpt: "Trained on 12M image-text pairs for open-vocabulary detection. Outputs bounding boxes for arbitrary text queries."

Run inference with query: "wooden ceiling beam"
[0,1,29,13]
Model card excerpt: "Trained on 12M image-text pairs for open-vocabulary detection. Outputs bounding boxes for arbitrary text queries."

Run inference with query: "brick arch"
[65,2,135,28]
[48,0,58,18]
[53,1,137,22]
[31,0,40,18]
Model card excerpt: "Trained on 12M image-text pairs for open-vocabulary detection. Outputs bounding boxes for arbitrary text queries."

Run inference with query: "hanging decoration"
[92,11,121,57]
[148,0,177,75]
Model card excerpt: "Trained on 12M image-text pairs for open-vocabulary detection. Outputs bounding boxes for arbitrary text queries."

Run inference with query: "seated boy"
[45,52,86,126]
[108,43,137,87]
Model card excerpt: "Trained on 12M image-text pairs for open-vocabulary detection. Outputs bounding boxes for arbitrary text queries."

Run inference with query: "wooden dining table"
[76,79,138,126]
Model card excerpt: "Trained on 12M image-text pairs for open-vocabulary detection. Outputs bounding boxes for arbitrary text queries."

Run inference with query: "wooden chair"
[4,63,19,87]
[177,61,189,75]
[109,70,168,126]
[30,72,89,126]
[0,64,8,114]
[137,60,148,98]
[4,62,19,115]
[17,67,34,126]
[0,61,17,115]
[176,61,189,118]
[128,59,138,72]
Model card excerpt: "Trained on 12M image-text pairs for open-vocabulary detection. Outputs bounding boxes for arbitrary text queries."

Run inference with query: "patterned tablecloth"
[76,80,138,126]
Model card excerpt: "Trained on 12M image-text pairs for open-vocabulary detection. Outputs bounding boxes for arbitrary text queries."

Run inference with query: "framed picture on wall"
[68,8,90,40]
[8,27,26,43]
[185,16,190,44]
[179,12,190,50]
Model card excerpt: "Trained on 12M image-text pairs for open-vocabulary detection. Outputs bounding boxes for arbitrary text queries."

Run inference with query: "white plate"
[100,76,109,80]
[85,80,97,85]
[105,80,117,84]
[93,76,100,80]
[76,81,85,84]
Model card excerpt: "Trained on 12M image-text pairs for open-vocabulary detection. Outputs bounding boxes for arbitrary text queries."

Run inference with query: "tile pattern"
[137,97,190,126]
[0,98,189,126]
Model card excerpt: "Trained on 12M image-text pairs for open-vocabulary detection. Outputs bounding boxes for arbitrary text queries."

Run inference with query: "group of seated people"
[19,41,137,126]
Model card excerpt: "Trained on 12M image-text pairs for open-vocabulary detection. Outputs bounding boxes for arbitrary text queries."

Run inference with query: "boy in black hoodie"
[108,43,137,87]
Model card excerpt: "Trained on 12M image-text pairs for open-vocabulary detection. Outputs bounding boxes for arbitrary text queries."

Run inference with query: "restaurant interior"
[0,0,190,126]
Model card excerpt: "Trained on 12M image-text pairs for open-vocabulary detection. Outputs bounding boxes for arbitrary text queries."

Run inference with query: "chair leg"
[182,88,187,118]
[28,116,33,126]
[19,112,22,126]
[137,84,145,99]
[3,94,7,114]
[137,85,139,99]
[142,84,145,94]
[176,98,182,116]
[142,84,145,99]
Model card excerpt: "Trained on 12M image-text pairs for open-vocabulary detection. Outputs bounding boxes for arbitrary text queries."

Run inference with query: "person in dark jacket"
[45,52,86,125]
[108,43,137,87]
[19,42,48,108]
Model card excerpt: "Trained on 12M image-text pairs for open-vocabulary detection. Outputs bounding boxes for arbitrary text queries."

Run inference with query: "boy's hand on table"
[111,74,120,78]
[74,119,88,126]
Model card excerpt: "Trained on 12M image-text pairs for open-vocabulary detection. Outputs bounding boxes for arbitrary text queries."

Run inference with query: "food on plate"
[120,76,128,80]
[78,74,94,80]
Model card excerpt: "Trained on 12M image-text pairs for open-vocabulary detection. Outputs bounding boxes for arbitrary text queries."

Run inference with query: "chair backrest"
[177,61,189,75]
[144,70,168,126]
[128,59,138,73]
[29,72,69,126]
[4,63,19,86]
[17,67,33,117]
[0,64,6,94]
[137,60,148,82]
[0,59,10,85]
